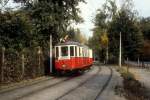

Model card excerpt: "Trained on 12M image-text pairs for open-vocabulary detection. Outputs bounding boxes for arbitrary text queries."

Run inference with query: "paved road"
[0,66,126,100]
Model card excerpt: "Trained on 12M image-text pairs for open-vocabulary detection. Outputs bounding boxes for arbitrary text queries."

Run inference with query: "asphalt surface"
[0,65,126,100]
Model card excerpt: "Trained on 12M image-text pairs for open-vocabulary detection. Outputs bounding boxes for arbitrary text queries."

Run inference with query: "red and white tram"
[54,41,93,71]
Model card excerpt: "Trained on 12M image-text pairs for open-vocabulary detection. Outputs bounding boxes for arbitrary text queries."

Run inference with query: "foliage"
[13,0,84,44]
[118,67,134,80]
[88,0,117,62]
[140,17,150,40]
[108,9,144,60]
[0,47,45,84]
[67,28,87,44]
[0,0,9,11]
[0,0,84,51]
[118,67,150,100]
[89,0,145,62]
[141,40,150,61]
[0,0,85,83]
[100,32,108,48]
[0,11,33,50]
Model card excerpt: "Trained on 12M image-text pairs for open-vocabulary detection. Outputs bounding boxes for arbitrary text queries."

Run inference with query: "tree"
[67,28,87,44]
[105,0,144,61]
[139,17,150,60]
[108,8,144,61]
[141,40,150,61]
[0,0,84,51]
[89,0,117,62]
[100,32,109,62]
[140,17,150,40]
[13,0,84,46]
[100,32,109,48]
[0,0,9,12]
[88,28,103,61]
[0,11,33,50]
[90,0,144,62]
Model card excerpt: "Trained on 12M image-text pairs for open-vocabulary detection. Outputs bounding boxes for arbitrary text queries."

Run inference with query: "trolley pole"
[50,34,53,73]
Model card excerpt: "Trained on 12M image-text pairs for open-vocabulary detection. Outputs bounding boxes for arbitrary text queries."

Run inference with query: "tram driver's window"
[61,46,68,56]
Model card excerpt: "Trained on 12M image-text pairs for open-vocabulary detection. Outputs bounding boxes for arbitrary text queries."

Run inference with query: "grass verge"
[117,67,150,100]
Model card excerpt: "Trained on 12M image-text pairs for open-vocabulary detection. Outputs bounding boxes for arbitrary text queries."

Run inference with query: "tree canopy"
[0,0,85,50]
[89,0,146,62]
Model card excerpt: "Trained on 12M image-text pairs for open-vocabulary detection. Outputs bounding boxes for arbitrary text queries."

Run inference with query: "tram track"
[56,66,101,100]
[57,66,113,100]
[0,77,72,100]
[0,72,84,100]
[0,68,98,100]
[94,67,113,100]
[18,66,100,100]
[0,77,55,94]
[0,66,101,100]
[0,68,92,95]
[16,77,73,100]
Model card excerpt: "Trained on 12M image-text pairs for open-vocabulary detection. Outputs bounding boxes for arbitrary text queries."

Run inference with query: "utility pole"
[119,32,122,67]
[106,46,108,64]
[137,57,140,67]
[50,34,52,73]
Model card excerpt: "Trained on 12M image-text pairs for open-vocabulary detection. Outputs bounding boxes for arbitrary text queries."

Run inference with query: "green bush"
[117,67,134,80]
[122,72,134,80]
[118,67,149,100]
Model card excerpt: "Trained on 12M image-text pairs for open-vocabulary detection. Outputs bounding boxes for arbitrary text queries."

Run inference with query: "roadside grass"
[116,66,150,100]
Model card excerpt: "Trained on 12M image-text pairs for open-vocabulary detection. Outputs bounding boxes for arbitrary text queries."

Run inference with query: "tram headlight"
[62,64,66,68]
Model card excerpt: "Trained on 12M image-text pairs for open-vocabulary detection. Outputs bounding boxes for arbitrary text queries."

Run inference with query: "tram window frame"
[61,46,68,57]
[70,46,74,57]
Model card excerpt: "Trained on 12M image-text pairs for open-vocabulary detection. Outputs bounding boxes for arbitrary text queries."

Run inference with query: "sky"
[76,0,150,38]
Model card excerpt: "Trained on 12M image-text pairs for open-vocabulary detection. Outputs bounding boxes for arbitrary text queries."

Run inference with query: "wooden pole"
[38,46,41,75]
[50,35,52,73]
[137,57,140,67]
[119,32,122,67]
[127,57,129,72]
[1,47,5,83]
[21,53,25,78]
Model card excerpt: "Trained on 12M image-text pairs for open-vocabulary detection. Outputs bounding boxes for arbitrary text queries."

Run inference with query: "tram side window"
[56,47,59,57]
[75,46,77,57]
[79,48,82,57]
[82,49,84,57]
[70,46,74,56]
[61,46,68,56]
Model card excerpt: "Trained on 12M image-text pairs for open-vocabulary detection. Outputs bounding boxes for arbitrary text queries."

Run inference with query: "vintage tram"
[54,41,93,72]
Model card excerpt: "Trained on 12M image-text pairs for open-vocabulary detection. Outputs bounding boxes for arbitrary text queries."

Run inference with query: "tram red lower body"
[55,57,93,71]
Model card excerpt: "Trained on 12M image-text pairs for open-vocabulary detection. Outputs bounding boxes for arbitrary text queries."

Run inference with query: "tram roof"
[55,41,88,48]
